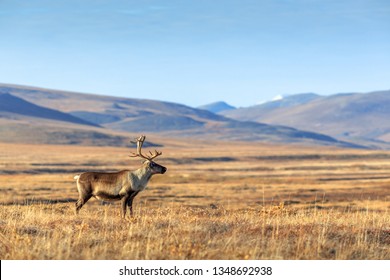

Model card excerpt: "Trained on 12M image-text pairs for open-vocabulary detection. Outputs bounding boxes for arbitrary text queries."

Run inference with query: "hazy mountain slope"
[223,93,322,121]
[198,101,236,113]
[0,83,363,148]
[1,83,225,128]
[0,93,98,127]
[0,116,130,146]
[258,93,320,109]
[222,90,390,147]
[0,87,145,146]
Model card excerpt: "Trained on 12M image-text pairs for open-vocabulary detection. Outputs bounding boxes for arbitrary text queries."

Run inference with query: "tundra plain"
[0,139,389,259]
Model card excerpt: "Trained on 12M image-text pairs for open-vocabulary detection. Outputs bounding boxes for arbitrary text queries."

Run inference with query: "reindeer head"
[130,135,167,174]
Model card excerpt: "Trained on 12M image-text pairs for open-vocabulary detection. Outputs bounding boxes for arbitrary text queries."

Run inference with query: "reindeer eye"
[150,162,155,167]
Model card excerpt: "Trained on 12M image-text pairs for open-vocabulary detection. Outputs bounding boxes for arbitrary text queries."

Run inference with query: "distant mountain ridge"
[0,83,359,147]
[222,90,390,148]
[198,101,236,113]
[257,93,321,109]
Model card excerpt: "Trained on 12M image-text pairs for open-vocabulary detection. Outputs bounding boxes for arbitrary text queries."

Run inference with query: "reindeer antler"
[130,135,162,161]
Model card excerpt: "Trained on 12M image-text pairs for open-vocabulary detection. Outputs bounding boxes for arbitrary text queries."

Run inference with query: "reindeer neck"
[132,166,152,184]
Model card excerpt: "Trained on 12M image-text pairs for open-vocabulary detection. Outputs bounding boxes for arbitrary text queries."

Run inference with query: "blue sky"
[0,0,389,107]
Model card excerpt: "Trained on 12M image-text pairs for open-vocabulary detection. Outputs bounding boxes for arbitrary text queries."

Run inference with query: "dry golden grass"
[0,140,389,259]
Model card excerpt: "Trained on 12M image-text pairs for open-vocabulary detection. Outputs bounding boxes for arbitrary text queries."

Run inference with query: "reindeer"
[74,135,167,218]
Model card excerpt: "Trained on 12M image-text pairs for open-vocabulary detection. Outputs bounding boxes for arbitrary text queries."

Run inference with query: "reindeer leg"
[121,195,129,218]
[75,194,92,214]
[127,191,140,217]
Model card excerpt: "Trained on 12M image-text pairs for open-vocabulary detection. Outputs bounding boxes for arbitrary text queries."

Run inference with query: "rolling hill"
[222,90,390,148]
[0,90,131,146]
[0,83,362,148]
[0,92,97,127]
